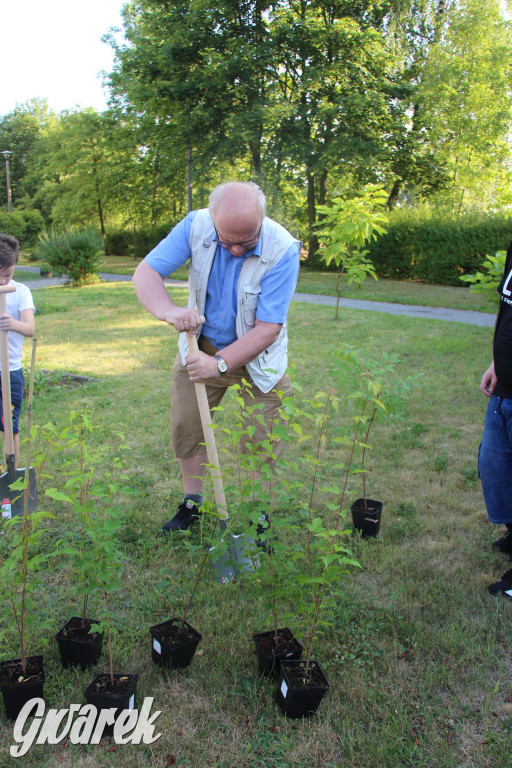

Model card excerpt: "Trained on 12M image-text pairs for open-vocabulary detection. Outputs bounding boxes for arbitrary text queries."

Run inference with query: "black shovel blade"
[209,543,238,584]
[209,532,260,584]
[0,466,37,519]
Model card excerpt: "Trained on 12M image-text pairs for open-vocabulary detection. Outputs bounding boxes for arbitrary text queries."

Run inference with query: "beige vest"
[178,209,301,392]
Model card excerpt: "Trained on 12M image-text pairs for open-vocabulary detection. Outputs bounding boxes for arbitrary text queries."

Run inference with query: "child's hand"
[0,313,14,331]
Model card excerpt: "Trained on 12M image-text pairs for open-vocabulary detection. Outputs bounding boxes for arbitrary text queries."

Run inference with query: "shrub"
[459,250,506,306]
[105,224,173,258]
[35,228,104,285]
[19,210,45,248]
[0,211,26,242]
[363,208,512,285]
[0,209,45,251]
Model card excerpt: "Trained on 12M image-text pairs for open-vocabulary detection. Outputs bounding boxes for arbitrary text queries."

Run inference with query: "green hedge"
[365,209,512,285]
[105,224,174,258]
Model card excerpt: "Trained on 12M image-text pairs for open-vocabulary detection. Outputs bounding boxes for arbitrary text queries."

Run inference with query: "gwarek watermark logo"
[10,697,162,757]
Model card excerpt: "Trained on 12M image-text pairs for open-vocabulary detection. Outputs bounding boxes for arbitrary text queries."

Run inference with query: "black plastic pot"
[253,628,303,676]
[150,618,202,668]
[275,659,329,718]
[0,655,46,720]
[56,616,104,670]
[350,498,383,537]
[84,673,138,736]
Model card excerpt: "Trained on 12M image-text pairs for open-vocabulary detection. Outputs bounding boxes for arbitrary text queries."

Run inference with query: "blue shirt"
[145,211,300,348]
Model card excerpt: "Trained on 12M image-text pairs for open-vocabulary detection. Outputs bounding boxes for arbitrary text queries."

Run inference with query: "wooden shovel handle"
[0,286,16,457]
[187,332,228,520]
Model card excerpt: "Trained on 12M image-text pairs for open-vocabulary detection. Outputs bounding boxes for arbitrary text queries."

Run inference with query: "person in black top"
[479,241,512,586]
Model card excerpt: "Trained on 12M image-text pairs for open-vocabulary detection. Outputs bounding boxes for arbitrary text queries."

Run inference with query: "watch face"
[216,356,228,373]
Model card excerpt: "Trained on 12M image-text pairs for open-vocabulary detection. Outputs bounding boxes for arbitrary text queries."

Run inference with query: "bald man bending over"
[133,181,301,534]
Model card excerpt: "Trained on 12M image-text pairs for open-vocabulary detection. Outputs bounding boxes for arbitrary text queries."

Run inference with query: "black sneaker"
[488,568,512,598]
[162,500,201,532]
[492,530,512,553]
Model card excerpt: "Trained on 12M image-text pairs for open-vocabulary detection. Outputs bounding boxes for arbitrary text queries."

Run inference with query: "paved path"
[17,268,496,328]
[291,291,495,327]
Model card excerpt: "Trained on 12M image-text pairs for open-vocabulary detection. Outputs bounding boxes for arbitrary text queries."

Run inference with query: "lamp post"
[1,151,12,213]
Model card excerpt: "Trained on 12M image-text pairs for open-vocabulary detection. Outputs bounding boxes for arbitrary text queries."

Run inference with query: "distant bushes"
[105,224,173,258]
[0,209,45,247]
[35,228,104,285]
[365,209,512,286]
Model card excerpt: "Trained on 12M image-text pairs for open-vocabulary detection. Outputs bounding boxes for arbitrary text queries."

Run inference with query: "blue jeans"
[479,394,512,524]
[0,367,24,434]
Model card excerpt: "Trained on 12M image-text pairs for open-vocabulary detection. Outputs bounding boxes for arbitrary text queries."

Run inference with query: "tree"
[381,0,450,208]
[266,1,397,259]
[107,0,265,207]
[316,185,389,318]
[101,106,193,229]
[1,0,508,245]
[37,110,116,234]
[417,0,512,216]
[108,1,401,258]
[383,0,512,213]
[0,100,55,210]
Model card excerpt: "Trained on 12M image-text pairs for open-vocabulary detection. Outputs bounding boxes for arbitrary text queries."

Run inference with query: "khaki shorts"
[170,337,293,460]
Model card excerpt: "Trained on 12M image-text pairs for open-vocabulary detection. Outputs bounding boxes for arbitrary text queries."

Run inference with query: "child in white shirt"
[0,233,35,468]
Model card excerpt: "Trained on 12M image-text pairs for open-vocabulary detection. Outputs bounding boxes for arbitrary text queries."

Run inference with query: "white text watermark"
[10,697,162,757]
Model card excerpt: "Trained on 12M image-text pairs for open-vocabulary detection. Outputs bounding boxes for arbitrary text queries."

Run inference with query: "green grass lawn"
[0,279,508,767]
[19,252,497,313]
[104,254,498,313]
[295,268,498,313]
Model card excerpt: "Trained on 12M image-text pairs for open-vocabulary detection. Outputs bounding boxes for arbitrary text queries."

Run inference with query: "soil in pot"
[351,498,383,538]
[0,655,46,720]
[275,659,329,718]
[56,616,104,670]
[253,628,303,676]
[84,673,138,736]
[150,617,202,668]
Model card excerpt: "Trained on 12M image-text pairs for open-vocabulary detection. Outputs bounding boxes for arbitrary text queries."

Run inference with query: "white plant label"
[1,498,11,519]
[129,695,135,710]
[280,680,288,698]
[152,638,162,655]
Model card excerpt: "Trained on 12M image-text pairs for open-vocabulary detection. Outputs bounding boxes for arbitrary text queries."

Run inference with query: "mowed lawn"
[19,251,499,313]
[0,278,509,768]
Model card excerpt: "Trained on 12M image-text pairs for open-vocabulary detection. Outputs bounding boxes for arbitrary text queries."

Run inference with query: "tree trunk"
[318,169,327,206]
[95,183,107,253]
[387,179,401,210]
[249,139,261,176]
[307,171,319,259]
[92,160,106,241]
[187,145,193,213]
[96,195,106,238]
[151,148,160,227]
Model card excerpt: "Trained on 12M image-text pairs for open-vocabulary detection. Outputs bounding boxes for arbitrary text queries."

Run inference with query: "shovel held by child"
[0,285,36,518]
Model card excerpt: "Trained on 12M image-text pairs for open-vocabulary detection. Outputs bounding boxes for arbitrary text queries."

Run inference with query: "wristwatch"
[215,354,228,375]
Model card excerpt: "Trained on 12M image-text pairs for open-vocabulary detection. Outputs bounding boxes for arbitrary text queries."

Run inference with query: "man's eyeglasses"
[216,227,261,249]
